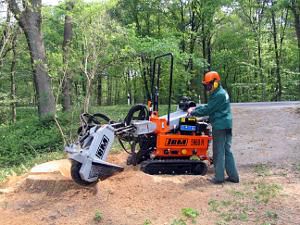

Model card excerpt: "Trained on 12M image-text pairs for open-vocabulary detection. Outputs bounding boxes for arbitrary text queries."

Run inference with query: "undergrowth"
[0,104,176,182]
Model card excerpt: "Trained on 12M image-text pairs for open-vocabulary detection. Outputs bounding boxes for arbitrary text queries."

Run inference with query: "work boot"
[225,177,239,183]
[209,177,224,185]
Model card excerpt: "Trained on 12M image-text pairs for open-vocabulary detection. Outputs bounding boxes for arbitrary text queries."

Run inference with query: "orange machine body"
[149,111,212,160]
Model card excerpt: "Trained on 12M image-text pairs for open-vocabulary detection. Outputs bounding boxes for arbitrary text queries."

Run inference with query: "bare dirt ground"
[0,103,300,225]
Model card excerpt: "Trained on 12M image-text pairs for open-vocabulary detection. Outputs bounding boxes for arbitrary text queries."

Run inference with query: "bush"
[0,107,74,168]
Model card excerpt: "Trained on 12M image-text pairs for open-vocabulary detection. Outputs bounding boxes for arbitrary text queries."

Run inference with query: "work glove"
[187,107,196,115]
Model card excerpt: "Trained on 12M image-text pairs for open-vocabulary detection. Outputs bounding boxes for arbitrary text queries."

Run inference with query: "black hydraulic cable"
[117,138,133,155]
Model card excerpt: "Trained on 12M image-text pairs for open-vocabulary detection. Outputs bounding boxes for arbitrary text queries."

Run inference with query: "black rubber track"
[140,159,208,175]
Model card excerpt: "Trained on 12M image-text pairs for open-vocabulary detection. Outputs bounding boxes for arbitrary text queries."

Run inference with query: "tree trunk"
[114,77,118,105]
[0,8,12,67]
[8,0,56,119]
[62,1,74,111]
[74,81,79,100]
[257,35,265,101]
[157,11,161,36]
[140,55,151,101]
[207,35,212,70]
[97,73,102,105]
[126,70,132,105]
[81,44,86,96]
[271,5,281,101]
[257,11,265,101]
[146,12,151,36]
[10,32,17,123]
[83,79,92,113]
[290,0,300,72]
[179,0,186,52]
[107,75,112,105]
[133,73,137,104]
[133,0,141,35]
[200,11,206,59]
[201,21,208,103]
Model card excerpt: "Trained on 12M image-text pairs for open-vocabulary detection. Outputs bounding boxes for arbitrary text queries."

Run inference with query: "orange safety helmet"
[202,71,221,85]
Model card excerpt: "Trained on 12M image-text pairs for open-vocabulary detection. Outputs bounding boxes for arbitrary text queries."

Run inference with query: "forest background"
[0,0,299,180]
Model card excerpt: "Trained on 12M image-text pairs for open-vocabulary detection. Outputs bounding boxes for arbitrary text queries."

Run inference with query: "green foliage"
[0,108,61,167]
[181,208,199,224]
[94,210,102,222]
[143,219,152,225]
[0,106,11,124]
[0,107,79,169]
[171,208,200,225]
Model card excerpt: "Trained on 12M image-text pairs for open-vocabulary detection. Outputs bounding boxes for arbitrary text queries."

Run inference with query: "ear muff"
[213,81,218,89]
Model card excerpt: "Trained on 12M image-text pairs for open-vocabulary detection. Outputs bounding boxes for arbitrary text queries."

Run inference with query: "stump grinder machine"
[65,53,213,186]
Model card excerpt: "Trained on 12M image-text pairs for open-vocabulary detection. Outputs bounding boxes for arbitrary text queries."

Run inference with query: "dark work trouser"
[212,129,239,182]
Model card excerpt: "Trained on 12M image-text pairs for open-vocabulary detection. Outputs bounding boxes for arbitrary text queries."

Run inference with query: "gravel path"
[232,103,300,165]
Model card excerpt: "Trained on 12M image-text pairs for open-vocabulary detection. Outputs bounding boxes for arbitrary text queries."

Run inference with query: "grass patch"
[228,189,245,198]
[171,218,187,225]
[143,219,152,225]
[254,164,271,177]
[265,210,278,219]
[209,198,249,224]
[238,212,248,221]
[215,221,229,225]
[210,181,282,225]
[208,199,221,212]
[219,211,237,222]
[254,183,282,204]
[214,206,250,224]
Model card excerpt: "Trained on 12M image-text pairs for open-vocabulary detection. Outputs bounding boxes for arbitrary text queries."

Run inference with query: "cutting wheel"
[70,160,97,186]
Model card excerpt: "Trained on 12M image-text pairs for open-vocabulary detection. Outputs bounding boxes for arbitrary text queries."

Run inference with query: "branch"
[6,0,21,17]
[279,8,289,59]
[54,116,67,147]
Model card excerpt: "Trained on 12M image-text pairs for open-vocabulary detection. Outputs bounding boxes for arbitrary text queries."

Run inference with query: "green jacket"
[191,85,232,130]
